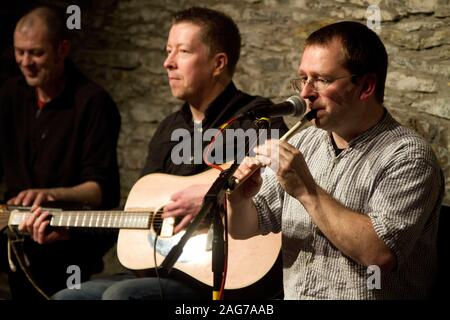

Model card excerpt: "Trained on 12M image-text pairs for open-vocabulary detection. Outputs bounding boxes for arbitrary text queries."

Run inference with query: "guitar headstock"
[0,206,35,231]
[0,204,11,231]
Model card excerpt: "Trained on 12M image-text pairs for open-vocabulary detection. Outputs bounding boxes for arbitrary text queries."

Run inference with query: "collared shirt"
[254,110,444,299]
[141,82,288,176]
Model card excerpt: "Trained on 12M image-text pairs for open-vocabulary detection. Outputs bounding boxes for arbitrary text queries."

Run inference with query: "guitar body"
[1,168,282,293]
[117,169,281,290]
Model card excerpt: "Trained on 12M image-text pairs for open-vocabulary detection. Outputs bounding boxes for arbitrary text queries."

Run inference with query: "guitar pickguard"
[147,227,212,263]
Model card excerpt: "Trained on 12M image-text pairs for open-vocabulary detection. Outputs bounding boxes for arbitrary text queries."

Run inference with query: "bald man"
[0,6,121,299]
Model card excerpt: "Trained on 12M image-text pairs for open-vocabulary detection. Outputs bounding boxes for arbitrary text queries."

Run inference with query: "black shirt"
[0,62,121,299]
[0,62,121,209]
[141,82,288,176]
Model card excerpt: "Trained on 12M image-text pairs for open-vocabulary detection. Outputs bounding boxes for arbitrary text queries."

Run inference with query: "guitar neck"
[7,210,153,229]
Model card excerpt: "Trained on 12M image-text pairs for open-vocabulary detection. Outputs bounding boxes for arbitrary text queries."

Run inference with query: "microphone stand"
[159,116,271,300]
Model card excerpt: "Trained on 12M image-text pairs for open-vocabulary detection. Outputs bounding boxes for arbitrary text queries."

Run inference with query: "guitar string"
[8,211,200,228]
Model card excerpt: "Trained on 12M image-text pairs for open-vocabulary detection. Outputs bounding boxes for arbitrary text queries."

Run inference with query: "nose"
[163,52,176,70]
[21,53,33,67]
[300,82,318,104]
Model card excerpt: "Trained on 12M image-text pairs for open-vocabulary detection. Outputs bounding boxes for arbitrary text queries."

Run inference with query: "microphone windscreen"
[286,95,307,117]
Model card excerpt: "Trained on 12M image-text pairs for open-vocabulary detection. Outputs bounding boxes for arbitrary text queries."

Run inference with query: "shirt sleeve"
[0,80,14,197]
[253,166,286,235]
[252,124,311,235]
[80,90,121,209]
[0,83,6,184]
[368,155,444,269]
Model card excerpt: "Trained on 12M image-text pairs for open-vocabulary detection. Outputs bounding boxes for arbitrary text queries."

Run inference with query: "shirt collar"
[348,108,393,148]
[179,82,238,126]
[324,108,395,153]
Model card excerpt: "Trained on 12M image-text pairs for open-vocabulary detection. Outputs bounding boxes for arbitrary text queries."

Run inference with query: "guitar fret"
[101,212,105,227]
[106,213,112,228]
[136,215,140,228]
[106,214,111,228]
[142,215,147,228]
[88,214,92,227]
[51,214,57,226]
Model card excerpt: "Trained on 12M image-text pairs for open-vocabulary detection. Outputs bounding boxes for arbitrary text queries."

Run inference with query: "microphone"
[238,95,307,119]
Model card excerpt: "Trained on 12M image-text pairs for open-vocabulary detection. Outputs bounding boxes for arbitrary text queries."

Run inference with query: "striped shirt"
[253,110,444,299]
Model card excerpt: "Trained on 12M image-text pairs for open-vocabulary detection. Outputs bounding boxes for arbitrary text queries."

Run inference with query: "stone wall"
[5,0,450,204]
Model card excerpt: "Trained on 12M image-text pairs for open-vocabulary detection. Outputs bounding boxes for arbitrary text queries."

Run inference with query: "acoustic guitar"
[0,167,281,290]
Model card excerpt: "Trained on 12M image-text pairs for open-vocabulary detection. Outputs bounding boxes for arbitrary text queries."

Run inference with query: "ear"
[212,52,228,77]
[57,40,71,61]
[359,74,377,101]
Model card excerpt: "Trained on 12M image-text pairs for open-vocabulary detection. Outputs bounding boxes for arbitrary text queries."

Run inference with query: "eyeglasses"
[290,74,357,93]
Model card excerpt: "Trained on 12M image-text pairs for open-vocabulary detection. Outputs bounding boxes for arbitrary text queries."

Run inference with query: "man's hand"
[7,188,56,207]
[18,207,70,244]
[229,157,263,201]
[162,184,210,234]
[226,157,264,240]
[254,139,316,200]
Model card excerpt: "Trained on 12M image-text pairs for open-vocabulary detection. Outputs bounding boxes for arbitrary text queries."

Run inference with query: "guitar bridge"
[159,217,175,238]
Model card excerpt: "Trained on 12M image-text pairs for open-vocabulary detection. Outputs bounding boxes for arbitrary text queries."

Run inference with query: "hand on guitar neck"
[18,206,70,244]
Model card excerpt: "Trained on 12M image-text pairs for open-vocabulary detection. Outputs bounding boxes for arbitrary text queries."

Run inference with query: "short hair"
[172,7,241,77]
[305,21,388,104]
[16,6,69,48]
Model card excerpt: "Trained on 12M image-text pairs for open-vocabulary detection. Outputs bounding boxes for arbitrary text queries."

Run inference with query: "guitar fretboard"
[9,210,153,229]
